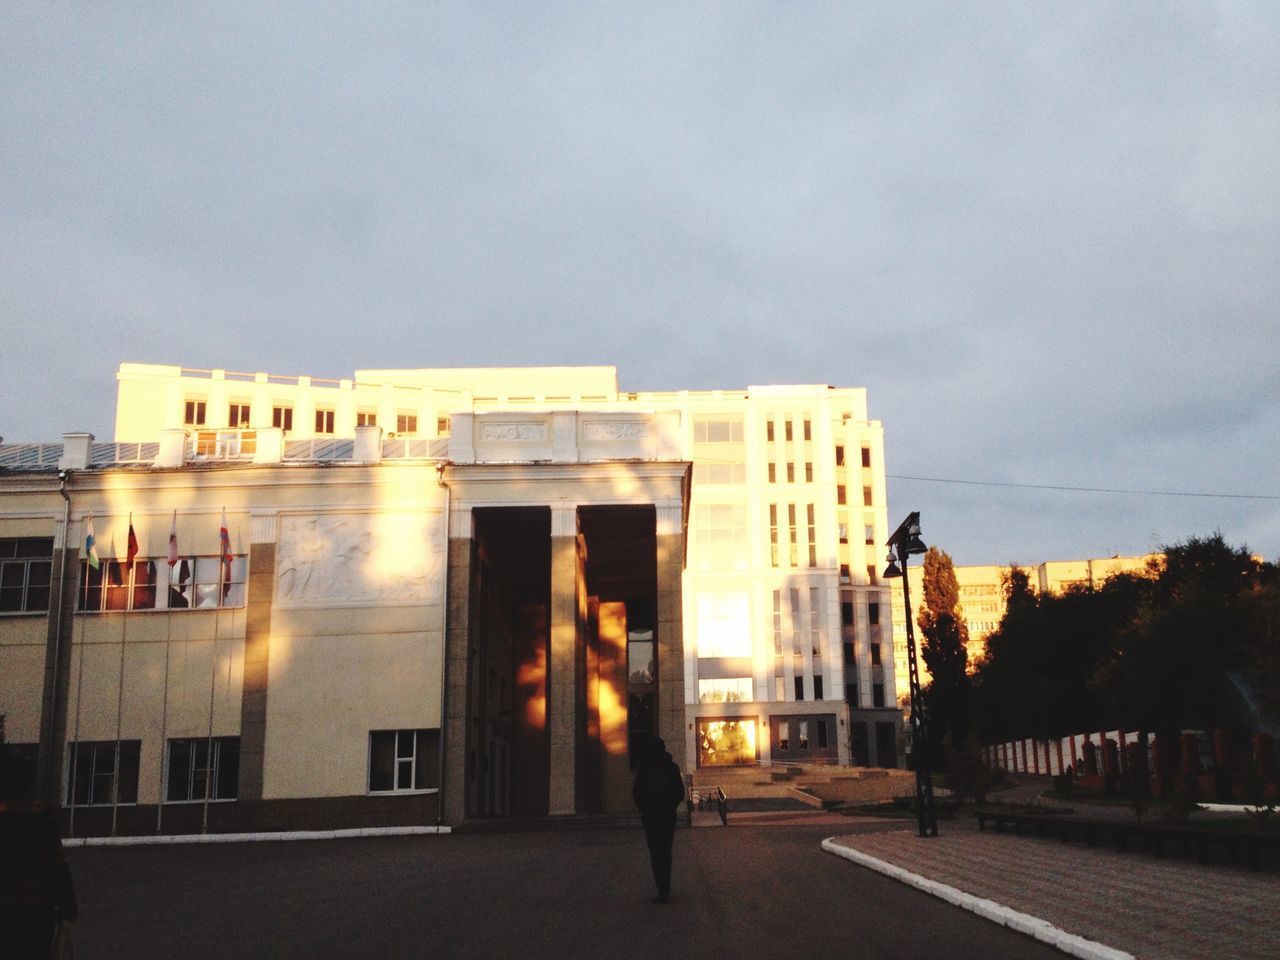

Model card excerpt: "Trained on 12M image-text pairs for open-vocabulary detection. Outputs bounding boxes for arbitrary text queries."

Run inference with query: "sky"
[3,2,1278,565]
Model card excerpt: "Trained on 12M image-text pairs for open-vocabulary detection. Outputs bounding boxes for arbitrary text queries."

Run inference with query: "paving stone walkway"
[825,817,1280,960]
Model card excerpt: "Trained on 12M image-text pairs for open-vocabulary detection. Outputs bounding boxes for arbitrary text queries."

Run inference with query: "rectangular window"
[784,420,794,442]
[790,587,802,655]
[794,676,805,701]
[436,416,451,436]
[837,485,847,505]
[838,522,849,544]
[166,737,239,802]
[835,445,845,467]
[871,643,882,666]
[774,675,786,701]
[769,505,779,567]
[804,462,813,483]
[806,504,816,567]
[184,399,207,426]
[865,524,875,545]
[846,682,859,706]
[814,676,824,700]
[0,538,53,613]
[356,411,377,427]
[866,565,877,585]
[697,678,753,703]
[693,419,744,443]
[397,413,418,434]
[817,720,828,748]
[798,721,810,749]
[841,601,854,626]
[66,740,140,806]
[843,641,855,665]
[766,420,775,443]
[767,463,776,484]
[787,505,798,566]
[315,409,335,434]
[772,590,783,655]
[809,586,821,655]
[272,406,293,432]
[872,683,885,708]
[691,504,749,571]
[692,463,747,485]
[803,419,812,441]
[869,602,880,625]
[369,729,440,792]
[778,720,790,751]
[81,556,247,612]
[839,564,851,584]
[861,447,872,468]
[863,486,874,507]
[785,462,795,483]
[228,402,251,427]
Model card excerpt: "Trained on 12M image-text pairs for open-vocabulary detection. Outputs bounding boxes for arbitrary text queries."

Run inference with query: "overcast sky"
[3,3,1278,564]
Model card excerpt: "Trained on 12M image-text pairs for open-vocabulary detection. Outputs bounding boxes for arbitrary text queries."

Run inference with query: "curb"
[821,838,1134,960]
[64,825,451,847]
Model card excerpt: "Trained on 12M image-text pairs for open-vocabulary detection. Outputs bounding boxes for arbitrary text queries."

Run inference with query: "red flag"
[126,517,139,567]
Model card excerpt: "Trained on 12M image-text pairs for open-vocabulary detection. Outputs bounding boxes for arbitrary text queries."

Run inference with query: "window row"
[78,557,247,612]
[184,399,425,435]
[62,730,441,806]
[772,674,825,702]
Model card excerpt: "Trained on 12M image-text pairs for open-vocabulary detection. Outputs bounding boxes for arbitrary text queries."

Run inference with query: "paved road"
[66,818,1062,959]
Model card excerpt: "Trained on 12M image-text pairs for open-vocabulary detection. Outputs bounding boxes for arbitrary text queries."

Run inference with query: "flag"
[167,511,178,567]
[84,514,100,570]
[126,515,139,567]
[219,509,232,566]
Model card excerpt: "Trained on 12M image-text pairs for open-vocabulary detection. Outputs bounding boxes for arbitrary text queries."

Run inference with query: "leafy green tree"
[918,546,971,756]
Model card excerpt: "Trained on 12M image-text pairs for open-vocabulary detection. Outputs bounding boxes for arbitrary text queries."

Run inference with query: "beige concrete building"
[0,362,899,835]
[889,554,1159,692]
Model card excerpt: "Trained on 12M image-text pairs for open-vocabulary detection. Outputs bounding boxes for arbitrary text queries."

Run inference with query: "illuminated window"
[838,523,848,544]
[798,721,810,750]
[272,406,293,432]
[769,505,779,567]
[695,592,751,658]
[698,719,757,766]
[697,678,753,703]
[315,409,335,434]
[369,729,439,792]
[691,504,748,571]
[0,538,53,613]
[787,505,798,566]
[804,462,813,483]
[865,524,875,545]
[166,737,239,802]
[693,462,746,485]
[184,399,207,426]
[228,402,251,427]
[356,411,377,427]
[66,740,140,807]
[790,587,802,655]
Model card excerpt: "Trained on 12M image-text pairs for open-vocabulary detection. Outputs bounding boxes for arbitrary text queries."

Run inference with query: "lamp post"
[883,511,937,838]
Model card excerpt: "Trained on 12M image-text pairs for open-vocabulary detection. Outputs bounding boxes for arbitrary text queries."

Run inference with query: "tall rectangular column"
[441,512,473,825]
[655,505,687,773]
[547,507,579,815]
[238,514,278,817]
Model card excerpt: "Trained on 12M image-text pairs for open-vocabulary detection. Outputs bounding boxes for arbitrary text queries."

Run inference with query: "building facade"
[0,363,899,836]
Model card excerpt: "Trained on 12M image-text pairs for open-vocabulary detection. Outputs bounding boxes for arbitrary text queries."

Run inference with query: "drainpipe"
[435,461,452,827]
[44,470,72,805]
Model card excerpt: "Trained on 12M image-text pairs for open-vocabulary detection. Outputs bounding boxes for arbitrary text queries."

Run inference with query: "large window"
[315,409,336,434]
[690,504,747,571]
[697,677,753,703]
[697,719,757,767]
[228,402,251,427]
[272,405,294,432]
[0,538,53,613]
[396,413,418,435]
[693,419,743,443]
[80,556,247,611]
[369,729,440,792]
[166,737,239,802]
[66,740,140,806]
[184,399,207,426]
[695,592,750,658]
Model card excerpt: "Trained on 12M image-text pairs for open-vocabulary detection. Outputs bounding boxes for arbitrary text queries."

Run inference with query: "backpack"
[638,762,684,813]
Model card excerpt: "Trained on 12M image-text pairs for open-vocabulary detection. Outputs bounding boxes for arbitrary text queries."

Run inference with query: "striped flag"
[84,514,100,570]
[167,511,179,568]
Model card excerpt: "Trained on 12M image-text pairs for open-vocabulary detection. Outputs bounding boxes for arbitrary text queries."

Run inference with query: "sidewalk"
[823,816,1280,960]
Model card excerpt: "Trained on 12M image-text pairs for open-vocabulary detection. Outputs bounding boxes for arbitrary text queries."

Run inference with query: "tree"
[918,546,971,757]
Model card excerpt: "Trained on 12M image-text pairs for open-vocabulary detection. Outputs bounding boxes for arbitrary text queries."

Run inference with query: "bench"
[975,810,1280,870]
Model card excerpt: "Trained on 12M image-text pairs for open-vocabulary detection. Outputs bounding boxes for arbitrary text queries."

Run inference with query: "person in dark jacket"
[632,736,685,903]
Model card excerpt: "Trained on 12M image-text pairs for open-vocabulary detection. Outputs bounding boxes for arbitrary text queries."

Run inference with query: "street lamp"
[882,511,937,838]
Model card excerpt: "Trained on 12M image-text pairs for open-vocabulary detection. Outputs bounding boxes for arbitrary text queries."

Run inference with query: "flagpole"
[157,510,178,834]
[112,520,134,839]
[203,542,223,834]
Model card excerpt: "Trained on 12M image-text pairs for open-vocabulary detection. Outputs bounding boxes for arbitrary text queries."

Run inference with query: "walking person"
[632,736,685,903]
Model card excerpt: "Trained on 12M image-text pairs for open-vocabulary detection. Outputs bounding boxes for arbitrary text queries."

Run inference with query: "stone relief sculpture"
[479,422,548,442]
[582,421,650,442]
[276,513,442,606]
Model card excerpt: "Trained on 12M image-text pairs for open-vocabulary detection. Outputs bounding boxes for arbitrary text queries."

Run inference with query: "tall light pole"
[883,511,937,838]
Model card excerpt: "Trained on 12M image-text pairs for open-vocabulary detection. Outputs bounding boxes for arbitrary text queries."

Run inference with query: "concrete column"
[655,504,686,773]
[237,514,278,821]
[441,519,473,825]
[548,506,579,815]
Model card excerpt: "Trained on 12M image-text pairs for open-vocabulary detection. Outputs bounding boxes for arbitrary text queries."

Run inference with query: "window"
[772,590,783,655]
[872,683,885,708]
[228,402,251,427]
[803,419,812,441]
[767,463,776,484]
[778,720,790,751]
[817,720,828,748]
[693,463,746,485]
[871,643,881,666]
[184,399,207,426]
[397,413,418,434]
[785,462,795,483]
[166,737,239,802]
[798,721,810,750]
[787,505,798,566]
[691,504,748,571]
[841,601,854,627]
[436,416,451,436]
[806,504,816,567]
[866,565,877,585]
[863,486,874,507]
[869,602,880,625]
[369,729,440,792]
[865,524,875,545]
[356,411,377,427]
[80,556,247,611]
[695,592,751,658]
[861,447,872,468]
[769,505,779,567]
[697,678,753,703]
[784,420,793,442]
[0,538,53,613]
[846,683,858,705]
[837,485,847,505]
[272,406,293,432]
[315,409,335,434]
[809,586,821,654]
[66,740,140,806]
[843,641,855,665]
[774,675,786,701]
[627,598,657,764]
[814,676,824,700]
[835,445,845,466]
[794,676,805,701]
[766,421,775,442]
[191,429,256,459]
[804,462,813,483]
[693,419,743,443]
[790,587,801,655]
[839,564,851,584]
[838,522,849,544]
